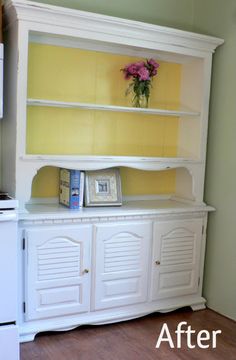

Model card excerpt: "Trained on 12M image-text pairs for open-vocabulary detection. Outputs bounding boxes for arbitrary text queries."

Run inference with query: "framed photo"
[85,168,122,207]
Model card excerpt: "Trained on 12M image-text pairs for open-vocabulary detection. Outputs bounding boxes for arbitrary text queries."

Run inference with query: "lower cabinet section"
[19,213,207,342]
[93,221,151,310]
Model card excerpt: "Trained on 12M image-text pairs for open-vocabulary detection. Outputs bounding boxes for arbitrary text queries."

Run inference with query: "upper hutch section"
[2,1,223,207]
[3,0,223,169]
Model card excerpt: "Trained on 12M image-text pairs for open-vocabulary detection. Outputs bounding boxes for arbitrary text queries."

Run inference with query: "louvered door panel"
[25,225,92,320]
[151,219,203,301]
[94,222,151,310]
[37,238,81,281]
[160,229,195,266]
[104,235,141,273]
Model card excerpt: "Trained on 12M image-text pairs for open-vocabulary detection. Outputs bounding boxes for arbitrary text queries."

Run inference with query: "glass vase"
[133,94,148,108]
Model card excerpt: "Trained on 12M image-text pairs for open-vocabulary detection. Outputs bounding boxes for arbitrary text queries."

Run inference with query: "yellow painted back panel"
[31,166,176,198]
[28,44,181,196]
[27,108,179,157]
[28,44,181,107]
[31,166,60,198]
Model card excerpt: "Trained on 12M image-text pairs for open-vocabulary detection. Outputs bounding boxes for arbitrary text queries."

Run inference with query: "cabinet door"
[24,225,92,320]
[151,219,203,301]
[94,221,151,310]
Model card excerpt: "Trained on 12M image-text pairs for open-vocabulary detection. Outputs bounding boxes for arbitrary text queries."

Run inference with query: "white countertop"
[19,199,214,221]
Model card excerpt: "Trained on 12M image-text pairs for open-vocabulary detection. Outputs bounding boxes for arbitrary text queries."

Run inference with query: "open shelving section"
[2,0,224,209]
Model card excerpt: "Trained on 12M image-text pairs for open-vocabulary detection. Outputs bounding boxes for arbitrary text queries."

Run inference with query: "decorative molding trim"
[5,0,224,55]
[19,211,208,225]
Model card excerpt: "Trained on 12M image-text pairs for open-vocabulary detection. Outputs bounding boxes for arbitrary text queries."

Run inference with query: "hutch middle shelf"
[27,98,201,117]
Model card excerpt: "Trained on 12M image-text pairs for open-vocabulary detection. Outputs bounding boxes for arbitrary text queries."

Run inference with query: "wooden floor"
[21,308,236,360]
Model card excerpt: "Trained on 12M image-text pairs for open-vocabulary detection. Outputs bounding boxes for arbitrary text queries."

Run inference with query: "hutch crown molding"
[2,0,223,342]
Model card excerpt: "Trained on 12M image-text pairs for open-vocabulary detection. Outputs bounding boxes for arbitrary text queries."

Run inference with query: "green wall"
[10,0,236,319]
[193,0,236,320]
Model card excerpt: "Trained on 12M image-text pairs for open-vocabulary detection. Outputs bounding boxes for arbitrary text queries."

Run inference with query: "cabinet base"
[19,295,206,343]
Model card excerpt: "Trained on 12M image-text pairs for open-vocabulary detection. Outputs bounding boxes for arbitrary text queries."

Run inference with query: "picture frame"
[85,168,122,207]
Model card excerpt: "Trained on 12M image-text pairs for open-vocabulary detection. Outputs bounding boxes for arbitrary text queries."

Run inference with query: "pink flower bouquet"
[121,59,159,107]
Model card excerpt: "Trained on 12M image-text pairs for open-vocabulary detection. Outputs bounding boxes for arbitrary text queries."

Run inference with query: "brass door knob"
[155,261,161,265]
[83,269,90,274]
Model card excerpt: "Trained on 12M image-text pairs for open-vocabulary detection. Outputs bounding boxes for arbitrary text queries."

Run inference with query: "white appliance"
[0,193,19,360]
[0,44,3,118]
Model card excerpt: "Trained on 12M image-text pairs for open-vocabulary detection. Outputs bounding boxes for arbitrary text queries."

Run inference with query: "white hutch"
[2,0,223,342]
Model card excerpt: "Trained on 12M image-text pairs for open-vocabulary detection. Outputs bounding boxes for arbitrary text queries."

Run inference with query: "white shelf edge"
[27,98,201,117]
[19,154,202,172]
[20,154,201,164]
